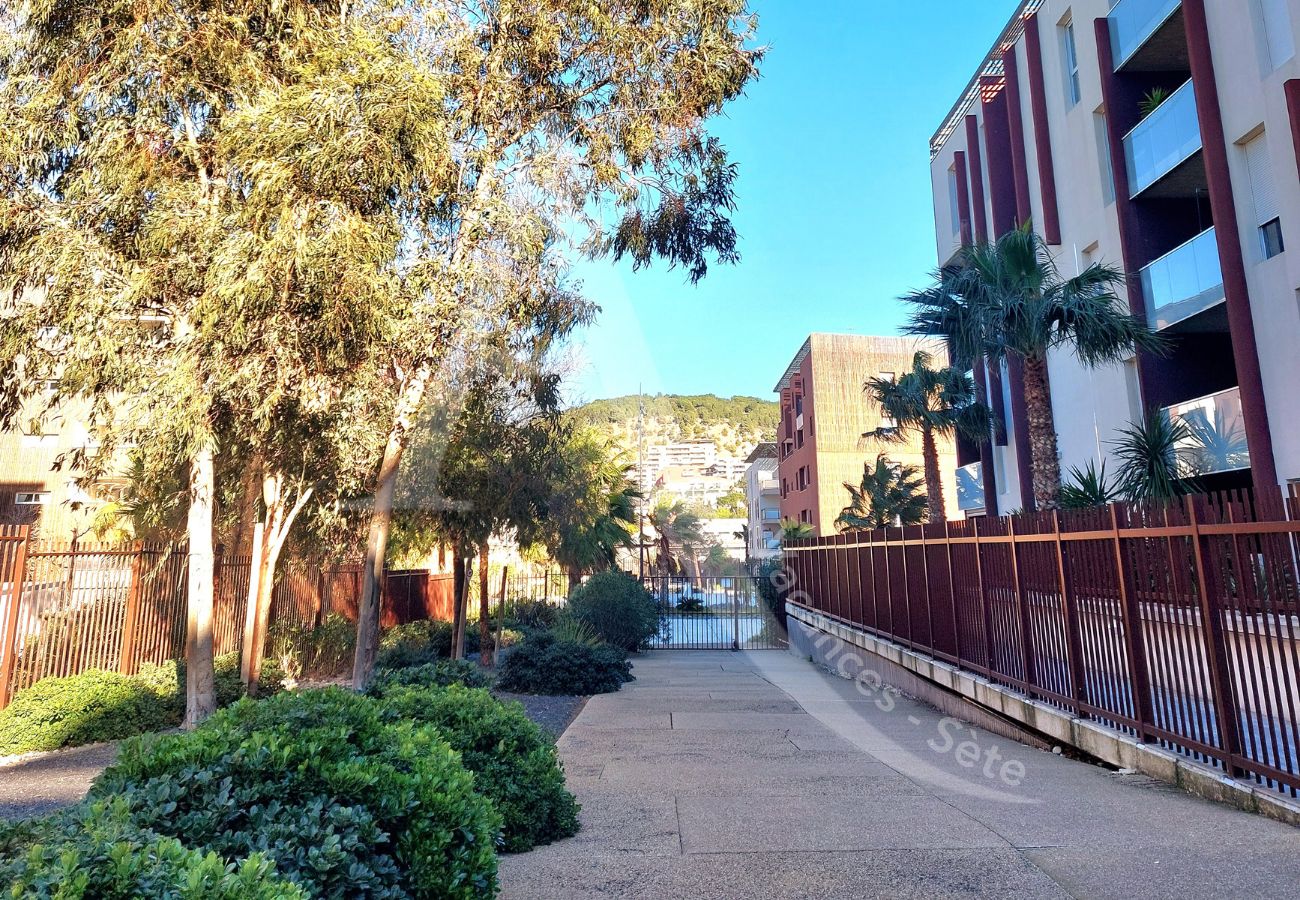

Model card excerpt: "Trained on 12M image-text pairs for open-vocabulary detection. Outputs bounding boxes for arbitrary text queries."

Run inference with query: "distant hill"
[567,394,778,459]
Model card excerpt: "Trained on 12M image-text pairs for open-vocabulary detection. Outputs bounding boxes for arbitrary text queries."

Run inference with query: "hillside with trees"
[566,394,779,458]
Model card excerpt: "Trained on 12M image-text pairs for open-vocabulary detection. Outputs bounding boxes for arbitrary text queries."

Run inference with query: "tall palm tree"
[903,226,1166,511]
[648,501,705,580]
[835,455,927,531]
[864,350,993,522]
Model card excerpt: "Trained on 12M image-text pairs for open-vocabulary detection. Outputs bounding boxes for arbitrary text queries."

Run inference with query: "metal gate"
[642,576,786,650]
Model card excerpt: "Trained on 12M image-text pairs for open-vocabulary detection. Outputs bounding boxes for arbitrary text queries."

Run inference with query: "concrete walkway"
[499,651,1300,899]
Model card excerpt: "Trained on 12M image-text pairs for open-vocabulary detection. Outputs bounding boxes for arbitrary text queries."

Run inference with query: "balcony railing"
[1164,386,1250,477]
[1141,226,1224,329]
[758,478,780,494]
[1109,0,1181,69]
[1124,79,1200,197]
[957,462,985,512]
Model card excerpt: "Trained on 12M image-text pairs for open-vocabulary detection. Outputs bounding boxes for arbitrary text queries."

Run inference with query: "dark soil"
[494,691,588,738]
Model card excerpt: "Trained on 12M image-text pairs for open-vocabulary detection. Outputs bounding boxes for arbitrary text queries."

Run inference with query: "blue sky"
[564,1,1010,405]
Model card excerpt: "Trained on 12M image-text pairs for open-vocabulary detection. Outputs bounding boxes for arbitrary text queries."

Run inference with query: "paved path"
[500,651,1300,899]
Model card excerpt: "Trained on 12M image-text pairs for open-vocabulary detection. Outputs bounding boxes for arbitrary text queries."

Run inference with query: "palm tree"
[864,350,993,522]
[903,226,1166,511]
[548,437,641,582]
[835,455,927,531]
[779,520,814,544]
[648,501,705,580]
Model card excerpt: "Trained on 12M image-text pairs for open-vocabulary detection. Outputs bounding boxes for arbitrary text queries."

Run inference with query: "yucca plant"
[1111,410,1199,502]
[1059,460,1123,510]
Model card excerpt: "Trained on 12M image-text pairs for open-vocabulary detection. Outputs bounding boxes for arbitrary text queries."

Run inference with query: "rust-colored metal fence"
[784,490,1300,798]
[0,528,454,708]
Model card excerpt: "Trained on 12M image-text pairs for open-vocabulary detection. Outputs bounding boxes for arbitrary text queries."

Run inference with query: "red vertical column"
[1023,12,1062,244]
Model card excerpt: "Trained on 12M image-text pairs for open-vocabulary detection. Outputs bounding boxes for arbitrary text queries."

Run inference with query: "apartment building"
[775,334,959,536]
[0,395,106,540]
[930,0,1300,513]
[743,442,781,564]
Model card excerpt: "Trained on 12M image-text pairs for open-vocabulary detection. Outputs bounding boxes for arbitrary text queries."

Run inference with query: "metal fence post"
[0,527,31,709]
[944,521,961,664]
[1052,513,1087,708]
[119,541,146,676]
[973,517,995,675]
[1008,517,1036,689]
[1110,505,1156,739]
[1186,496,1246,775]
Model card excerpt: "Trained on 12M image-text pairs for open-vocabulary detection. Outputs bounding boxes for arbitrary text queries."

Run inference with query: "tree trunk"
[239,521,266,688]
[478,544,490,666]
[921,425,946,522]
[244,474,314,696]
[451,544,467,660]
[184,446,217,728]
[1022,354,1063,511]
[352,435,404,690]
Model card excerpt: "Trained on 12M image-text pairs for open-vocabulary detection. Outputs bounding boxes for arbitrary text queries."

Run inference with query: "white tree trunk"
[184,445,217,728]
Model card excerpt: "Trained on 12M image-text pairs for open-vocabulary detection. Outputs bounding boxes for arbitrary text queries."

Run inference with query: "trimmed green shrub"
[0,652,285,756]
[565,571,659,651]
[496,631,632,696]
[548,613,603,647]
[376,685,579,853]
[90,688,500,899]
[0,670,174,756]
[0,798,305,899]
[268,613,356,678]
[379,620,480,662]
[504,598,561,630]
[367,659,491,694]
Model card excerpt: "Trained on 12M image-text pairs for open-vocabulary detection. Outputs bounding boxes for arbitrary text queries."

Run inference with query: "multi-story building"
[743,442,782,564]
[774,334,960,536]
[930,0,1300,513]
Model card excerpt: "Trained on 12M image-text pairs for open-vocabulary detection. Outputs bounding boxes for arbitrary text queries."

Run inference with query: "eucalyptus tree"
[863,350,992,522]
[0,1,423,722]
[835,455,927,532]
[903,227,1165,511]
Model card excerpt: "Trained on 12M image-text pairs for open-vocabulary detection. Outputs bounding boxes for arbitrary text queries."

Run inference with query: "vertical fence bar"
[0,527,31,708]
[1053,513,1086,709]
[1186,496,1247,775]
[1008,517,1035,691]
[973,518,994,676]
[1110,506,1155,739]
[945,520,961,665]
[118,541,145,676]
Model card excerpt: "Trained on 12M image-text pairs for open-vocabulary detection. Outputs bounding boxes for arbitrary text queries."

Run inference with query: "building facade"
[930,0,1300,513]
[743,442,781,564]
[774,334,959,536]
[0,395,106,540]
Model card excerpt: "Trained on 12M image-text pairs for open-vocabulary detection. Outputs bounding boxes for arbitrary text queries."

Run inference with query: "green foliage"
[497,632,633,696]
[267,614,356,679]
[543,428,641,576]
[90,688,500,899]
[378,620,478,664]
[0,798,306,900]
[505,599,563,630]
[755,557,789,631]
[648,501,707,578]
[1112,410,1198,501]
[780,520,815,543]
[1139,86,1170,118]
[375,685,580,853]
[1059,460,1123,510]
[0,653,280,756]
[567,395,779,442]
[366,660,492,694]
[566,571,660,651]
[677,594,707,614]
[548,614,605,647]
[835,455,928,531]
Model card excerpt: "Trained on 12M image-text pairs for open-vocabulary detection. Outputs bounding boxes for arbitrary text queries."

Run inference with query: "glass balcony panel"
[1141,227,1225,329]
[957,462,985,512]
[1124,79,1200,196]
[1164,387,1250,477]
[1109,0,1182,69]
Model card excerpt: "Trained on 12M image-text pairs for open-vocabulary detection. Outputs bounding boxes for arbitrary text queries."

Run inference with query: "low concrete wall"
[787,604,1300,827]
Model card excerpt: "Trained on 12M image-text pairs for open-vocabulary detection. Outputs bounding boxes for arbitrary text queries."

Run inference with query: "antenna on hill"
[637,386,647,580]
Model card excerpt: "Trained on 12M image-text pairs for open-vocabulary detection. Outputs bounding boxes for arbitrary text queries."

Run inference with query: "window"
[1254,0,1296,70]
[1061,19,1081,108]
[762,507,780,521]
[15,492,50,505]
[1242,131,1283,260]
[1094,109,1115,204]
[947,166,961,238]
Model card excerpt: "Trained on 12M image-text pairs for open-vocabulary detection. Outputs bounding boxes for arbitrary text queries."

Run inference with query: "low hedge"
[90,688,500,898]
[496,631,632,696]
[565,572,659,651]
[375,684,580,853]
[0,653,283,757]
[366,659,492,694]
[0,798,305,899]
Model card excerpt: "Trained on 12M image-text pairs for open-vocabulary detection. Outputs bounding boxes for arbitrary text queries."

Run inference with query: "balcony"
[1109,0,1186,71]
[956,462,985,513]
[1141,226,1224,330]
[1124,79,1201,198]
[758,478,780,495]
[1164,387,1250,477]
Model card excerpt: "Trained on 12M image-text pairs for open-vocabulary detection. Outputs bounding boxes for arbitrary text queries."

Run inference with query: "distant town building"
[744,442,781,564]
[774,334,959,536]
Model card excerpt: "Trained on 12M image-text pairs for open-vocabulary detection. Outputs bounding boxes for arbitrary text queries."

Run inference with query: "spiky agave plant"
[1059,460,1123,509]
